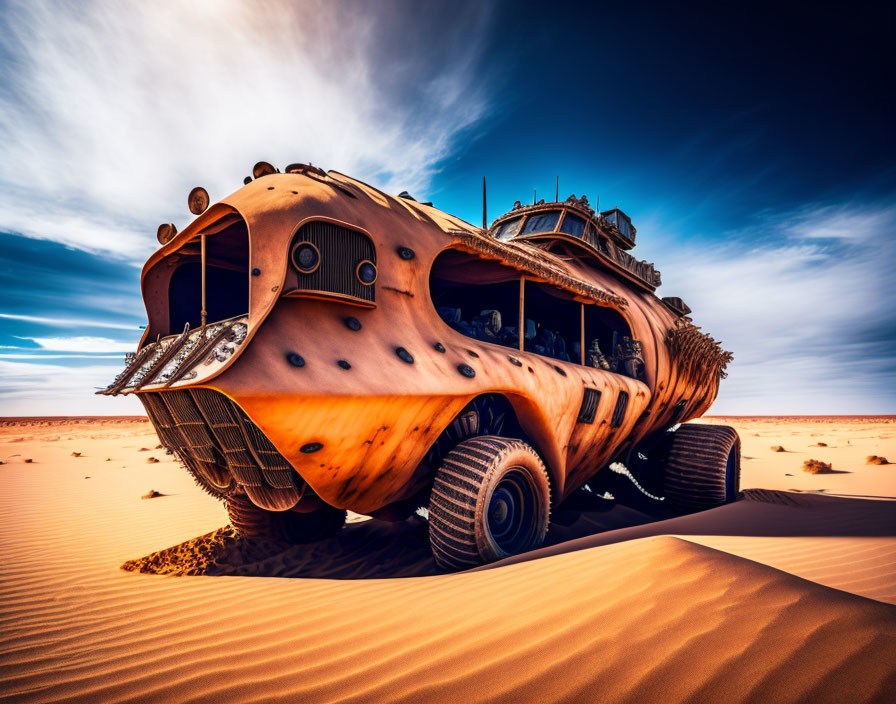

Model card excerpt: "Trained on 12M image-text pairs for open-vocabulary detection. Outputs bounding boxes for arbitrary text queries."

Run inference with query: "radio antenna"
[533,188,536,205]
[482,176,487,230]
[555,176,559,202]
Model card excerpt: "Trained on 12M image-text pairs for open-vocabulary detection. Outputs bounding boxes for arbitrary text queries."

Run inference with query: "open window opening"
[430,249,641,376]
[430,250,521,349]
[167,218,250,334]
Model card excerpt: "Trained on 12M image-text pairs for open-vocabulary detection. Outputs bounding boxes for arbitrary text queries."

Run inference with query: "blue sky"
[1,0,894,415]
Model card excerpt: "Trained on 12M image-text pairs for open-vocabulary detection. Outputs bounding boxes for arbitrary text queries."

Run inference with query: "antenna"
[533,188,536,205]
[482,176,487,230]
[555,176,559,202]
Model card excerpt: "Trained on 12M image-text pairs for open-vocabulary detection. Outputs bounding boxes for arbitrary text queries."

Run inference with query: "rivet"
[396,347,414,364]
[434,342,446,353]
[286,352,305,367]
[344,316,362,331]
[251,268,261,276]
[337,360,351,370]
[467,350,479,358]
[300,442,323,453]
[457,363,475,378]
[508,356,522,366]
[397,246,416,260]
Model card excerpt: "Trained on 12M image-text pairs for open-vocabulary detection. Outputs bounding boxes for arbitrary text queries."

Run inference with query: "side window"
[289,221,376,304]
[430,249,643,379]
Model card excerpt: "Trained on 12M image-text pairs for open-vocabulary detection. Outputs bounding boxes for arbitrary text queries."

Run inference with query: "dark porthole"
[300,442,323,454]
[344,316,362,331]
[397,246,415,260]
[286,352,305,367]
[291,241,320,274]
[457,363,476,378]
[508,356,522,367]
[396,347,414,363]
[356,260,377,285]
[251,267,261,276]
[337,360,351,370]
[467,350,479,358]
[553,365,567,377]
[434,342,446,353]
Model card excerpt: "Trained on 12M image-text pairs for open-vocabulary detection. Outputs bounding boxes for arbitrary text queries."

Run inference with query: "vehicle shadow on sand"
[122,484,896,580]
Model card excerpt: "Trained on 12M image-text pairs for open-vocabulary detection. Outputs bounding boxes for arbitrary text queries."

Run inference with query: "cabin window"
[430,251,521,348]
[522,282,580,362]
[521,211,561,235]
[167,217,249,334]
[559,213,586,237]
[429,249,640,378]
[493,217,523,241]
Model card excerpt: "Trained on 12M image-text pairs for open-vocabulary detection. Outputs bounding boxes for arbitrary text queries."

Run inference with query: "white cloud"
[648,201,896,414]
[0,359,141,415]
[0,0,493,259]
[20,336,138,353]
[0,313,142,330]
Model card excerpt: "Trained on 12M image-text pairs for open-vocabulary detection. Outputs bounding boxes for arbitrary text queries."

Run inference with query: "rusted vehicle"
[101,162,737,569]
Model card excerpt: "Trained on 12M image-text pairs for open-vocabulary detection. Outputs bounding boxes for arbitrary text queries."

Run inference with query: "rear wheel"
[428,436,551,570]
[663,423,740,512]
[226,493,346,543]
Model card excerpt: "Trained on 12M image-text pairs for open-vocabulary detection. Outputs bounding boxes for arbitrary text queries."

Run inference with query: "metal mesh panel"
[188,389,266,487]
[291,221,376,302]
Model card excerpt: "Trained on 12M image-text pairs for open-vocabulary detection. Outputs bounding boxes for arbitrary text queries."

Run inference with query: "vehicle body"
[102,163,735,568]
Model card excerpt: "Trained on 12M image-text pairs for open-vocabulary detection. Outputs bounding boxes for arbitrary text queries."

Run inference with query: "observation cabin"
[488,195,661,292]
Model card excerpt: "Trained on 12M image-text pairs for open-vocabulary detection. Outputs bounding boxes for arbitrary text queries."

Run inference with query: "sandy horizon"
[1,415,894,702]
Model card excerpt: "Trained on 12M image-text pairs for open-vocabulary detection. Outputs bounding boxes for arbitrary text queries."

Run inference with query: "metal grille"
[141,389,299,490]
[577,388,601,424]
[290,221,375,302]
[611,391,629,428]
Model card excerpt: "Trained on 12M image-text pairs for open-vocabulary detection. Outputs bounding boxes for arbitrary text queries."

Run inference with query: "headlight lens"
[291,241,320,273]
[356,260,377,285]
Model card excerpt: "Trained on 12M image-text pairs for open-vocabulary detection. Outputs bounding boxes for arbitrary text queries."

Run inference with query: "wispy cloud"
[0,0,494,259]
[0,313,141,331]
[0,359,140,415]
[650,201,896,414]
[19,336,137,353]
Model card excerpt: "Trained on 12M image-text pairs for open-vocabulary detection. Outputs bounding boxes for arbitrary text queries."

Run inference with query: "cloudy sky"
[1,0,894,415]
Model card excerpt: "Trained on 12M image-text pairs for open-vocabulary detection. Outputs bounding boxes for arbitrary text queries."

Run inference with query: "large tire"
[428,436,551,570]
[663,423,740,512]
[226,493,346,543]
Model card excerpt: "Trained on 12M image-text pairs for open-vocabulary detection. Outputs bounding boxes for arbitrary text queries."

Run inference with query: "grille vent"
[611,391,629,428]
[577,388,601,424]
[290,221,375,303]
[141,389,299,491]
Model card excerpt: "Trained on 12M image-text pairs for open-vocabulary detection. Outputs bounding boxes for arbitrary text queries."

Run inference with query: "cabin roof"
[486,198,658,292]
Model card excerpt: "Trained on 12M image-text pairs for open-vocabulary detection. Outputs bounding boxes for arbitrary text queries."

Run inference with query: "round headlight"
[291,241,321,274]
[356,260,377,285]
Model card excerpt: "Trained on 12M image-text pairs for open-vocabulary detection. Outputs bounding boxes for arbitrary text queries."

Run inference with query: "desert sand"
[1,415,895,702]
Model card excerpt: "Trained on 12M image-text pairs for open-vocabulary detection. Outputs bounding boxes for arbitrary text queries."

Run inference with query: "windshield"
[520,211,561,235]
[493,217,523,241]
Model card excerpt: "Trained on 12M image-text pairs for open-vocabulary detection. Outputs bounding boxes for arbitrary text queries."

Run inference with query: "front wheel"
[428,436,551,570]
[226,493,346,543]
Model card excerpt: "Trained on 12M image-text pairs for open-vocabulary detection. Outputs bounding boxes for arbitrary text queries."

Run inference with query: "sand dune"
[1,415,895,702]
